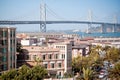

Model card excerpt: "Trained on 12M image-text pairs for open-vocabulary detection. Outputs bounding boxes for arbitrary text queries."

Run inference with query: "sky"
[0,0,120,32]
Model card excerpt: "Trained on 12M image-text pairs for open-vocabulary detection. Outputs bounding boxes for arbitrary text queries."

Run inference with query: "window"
[1,40,7,46]
[33,55,37,60]
[55,54,58,59]
[13,31,15,37]
[3,31,7,37]
[3,40,7,45]
[42,55,45,60]
[59,72,61,76]
[3,64,7,70]
[10,40,13,45]
[2,56,7,62]
[48,54,52,59]
[62,54,64,59]
[58,63,61,68]
[10,30,13,37]
[0,56,2,61]
[10,55,12,61]
[10,63,12,68]
[64,54,65,59]
[2,64,7,71]
[2,48,6,54]
[10,48,13,52]
[44,64,48,68]
[51,63,54,68]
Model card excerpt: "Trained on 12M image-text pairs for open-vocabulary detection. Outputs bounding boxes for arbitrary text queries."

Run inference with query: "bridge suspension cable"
[46,4,65,20]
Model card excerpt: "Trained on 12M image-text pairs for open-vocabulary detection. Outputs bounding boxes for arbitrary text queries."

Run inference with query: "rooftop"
[22,46,59,52]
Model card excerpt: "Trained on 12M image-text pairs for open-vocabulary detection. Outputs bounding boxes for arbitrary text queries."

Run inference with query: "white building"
[21,40,34,46]
[52,41,72,76]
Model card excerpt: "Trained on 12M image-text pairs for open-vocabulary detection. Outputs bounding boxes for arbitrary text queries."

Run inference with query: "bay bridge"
[0,3,120,33]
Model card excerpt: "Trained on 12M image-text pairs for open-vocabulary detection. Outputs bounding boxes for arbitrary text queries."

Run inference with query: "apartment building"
[52,41,72,75]
[17,43,72,77]
[72,44,90,58]
[0,27,16,71]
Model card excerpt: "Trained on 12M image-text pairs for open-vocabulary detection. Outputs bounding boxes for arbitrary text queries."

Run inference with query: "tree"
[16,41,22,53]
[63,72,73,78]
[108,62,120,80]
[16,65,31,80]
[34,56,43,66]
[1,69,17,80]
[0,65,48,80]
[105,47,120,63]
[72,56,82,73]
[31,65,48,80]
[82,67,93,80]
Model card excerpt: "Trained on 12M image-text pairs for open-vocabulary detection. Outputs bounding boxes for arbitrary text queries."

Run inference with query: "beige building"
[52,41,72,75]
[0,27,16,71]
[17,41,72,77]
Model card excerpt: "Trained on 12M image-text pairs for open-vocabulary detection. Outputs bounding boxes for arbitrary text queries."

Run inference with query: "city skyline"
[0,0,120,31]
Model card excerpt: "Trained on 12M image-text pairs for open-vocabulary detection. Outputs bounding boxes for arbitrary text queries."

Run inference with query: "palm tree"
[82,67,93,80]
[34,56,43,65]
[108,62,120,80]
[72,56,82,73]
[95,45,102,52]
[105,47,120,63]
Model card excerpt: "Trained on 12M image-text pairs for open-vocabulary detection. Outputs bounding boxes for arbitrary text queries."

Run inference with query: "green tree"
[34,56,43,66]
[31,65,48,80]
[16,65,31,80]
[63,72,73,78]
[16,41,22,53]
[0,65,48,80]
[95,45,102,52]
[108,62,120,80]
[82,67,93,80]
[72,56,82,73]
[1,69,17,80]
[105,47,120,62]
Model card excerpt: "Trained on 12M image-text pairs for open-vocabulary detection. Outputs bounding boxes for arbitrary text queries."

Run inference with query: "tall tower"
[40,2,46,32]
[87,10,92,33]
[112,15,117,32]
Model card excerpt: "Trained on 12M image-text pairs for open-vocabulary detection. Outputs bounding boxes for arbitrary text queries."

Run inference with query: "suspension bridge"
[0,3,120,33]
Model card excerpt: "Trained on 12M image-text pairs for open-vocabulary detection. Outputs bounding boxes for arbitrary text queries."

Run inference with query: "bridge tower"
[112,15,117,32]
[101,24,106,33]
[87,10,92,33]
[40,2,46,32]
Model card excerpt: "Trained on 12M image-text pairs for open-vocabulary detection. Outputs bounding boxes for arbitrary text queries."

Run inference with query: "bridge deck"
[0,21,120,26]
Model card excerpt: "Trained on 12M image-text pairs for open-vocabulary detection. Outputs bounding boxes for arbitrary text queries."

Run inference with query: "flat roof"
[0,26,16,29]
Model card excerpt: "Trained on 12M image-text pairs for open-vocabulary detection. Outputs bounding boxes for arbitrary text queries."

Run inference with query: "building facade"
[52,42,72,75]
[0,27,16,71]
[17,42,72,77]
